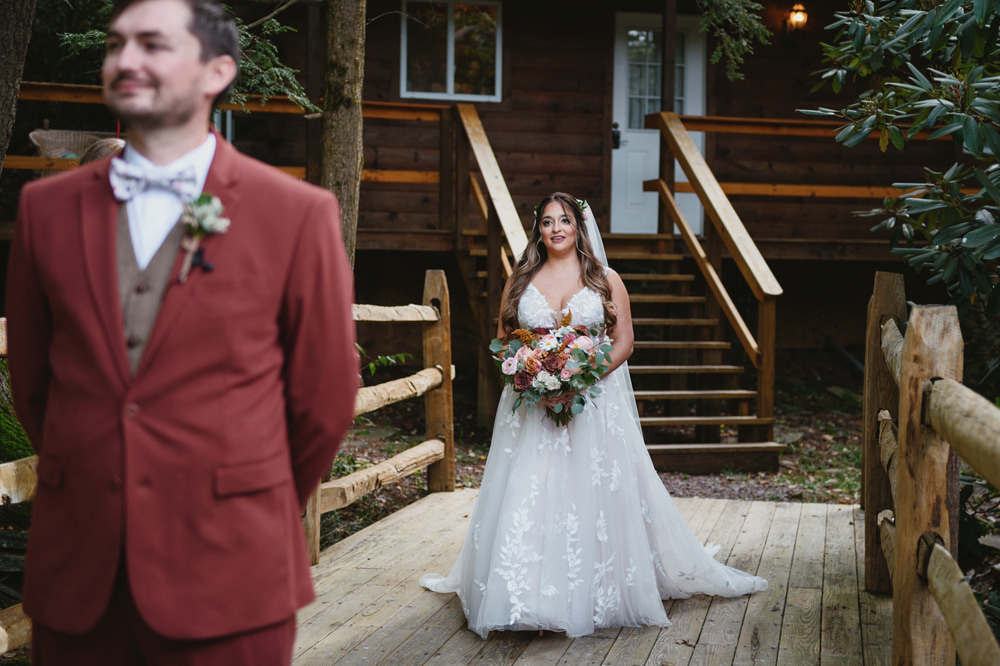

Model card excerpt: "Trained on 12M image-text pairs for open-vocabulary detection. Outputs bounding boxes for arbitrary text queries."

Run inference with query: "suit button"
[126,335,142,349]
[108,476,122,492]
[135,283,150,294]
[124,403,140,418]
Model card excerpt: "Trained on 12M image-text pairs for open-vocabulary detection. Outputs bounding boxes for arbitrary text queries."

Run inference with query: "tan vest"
[116,206,186,375]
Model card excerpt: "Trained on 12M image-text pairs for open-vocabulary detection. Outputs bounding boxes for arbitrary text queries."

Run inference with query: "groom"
[5,0,357,662]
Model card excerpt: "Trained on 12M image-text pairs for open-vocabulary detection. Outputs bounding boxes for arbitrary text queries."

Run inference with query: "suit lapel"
[81,168,131,388]
[137,133,241,375]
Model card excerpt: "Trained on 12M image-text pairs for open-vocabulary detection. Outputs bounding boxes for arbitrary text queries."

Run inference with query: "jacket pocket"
[213,450,290,497]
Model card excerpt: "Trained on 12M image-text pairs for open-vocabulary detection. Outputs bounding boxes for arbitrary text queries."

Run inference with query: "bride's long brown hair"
[500,193,617,335]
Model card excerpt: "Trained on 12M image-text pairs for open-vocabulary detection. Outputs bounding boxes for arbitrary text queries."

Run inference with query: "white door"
[611,13,706,234]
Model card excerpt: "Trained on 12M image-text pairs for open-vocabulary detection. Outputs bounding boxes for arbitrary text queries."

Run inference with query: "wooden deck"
[293,490,892,665]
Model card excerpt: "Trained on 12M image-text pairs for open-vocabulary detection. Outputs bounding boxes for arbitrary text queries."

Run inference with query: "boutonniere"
[179,193,230,283]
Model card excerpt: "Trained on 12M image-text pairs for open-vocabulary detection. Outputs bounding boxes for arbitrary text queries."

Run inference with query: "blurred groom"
[5,0,357,663]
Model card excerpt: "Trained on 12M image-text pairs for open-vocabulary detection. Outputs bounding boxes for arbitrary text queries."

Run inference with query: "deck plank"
[692,501,776,664]
[820,505,863,664]
[601,625,661,665]
[554,627,619,665]
[778,504,829,666]
[645,499,750,666]
[734,502,802,665]
[511,631,573,665]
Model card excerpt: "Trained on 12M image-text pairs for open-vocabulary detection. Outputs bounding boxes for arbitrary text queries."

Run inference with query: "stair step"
[633,318,719,327]
[630,294,704,304]
[633,389,757,400]
[633,341,730,351]
[629,364,744,374]
[606,252,684,261]
[646,442,785,453]
[619,273,695,282]
[639,415,774,427]
[646,441,783,473]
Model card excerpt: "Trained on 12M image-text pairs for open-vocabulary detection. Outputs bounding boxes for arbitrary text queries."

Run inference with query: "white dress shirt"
[122,134,216,270]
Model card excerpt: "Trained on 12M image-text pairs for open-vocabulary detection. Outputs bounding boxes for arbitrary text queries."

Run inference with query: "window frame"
[399,0,504,103]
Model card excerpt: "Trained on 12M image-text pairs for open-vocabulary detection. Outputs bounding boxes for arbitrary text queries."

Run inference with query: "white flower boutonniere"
[179,193,230,282]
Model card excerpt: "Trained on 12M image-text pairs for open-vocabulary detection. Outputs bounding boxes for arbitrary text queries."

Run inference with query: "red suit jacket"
[5,136,358,639]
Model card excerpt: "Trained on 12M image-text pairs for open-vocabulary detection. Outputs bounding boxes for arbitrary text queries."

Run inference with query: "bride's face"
[538,201,578,255]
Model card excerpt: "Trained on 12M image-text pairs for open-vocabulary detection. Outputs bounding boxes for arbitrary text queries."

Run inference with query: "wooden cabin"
[2,0,957,471]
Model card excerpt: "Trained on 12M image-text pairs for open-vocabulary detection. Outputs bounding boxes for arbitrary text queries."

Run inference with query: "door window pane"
[627,27,688,128]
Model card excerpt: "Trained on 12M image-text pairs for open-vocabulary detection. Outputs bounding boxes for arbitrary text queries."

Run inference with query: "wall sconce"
[787,4,808,32]
[783,3,808,45]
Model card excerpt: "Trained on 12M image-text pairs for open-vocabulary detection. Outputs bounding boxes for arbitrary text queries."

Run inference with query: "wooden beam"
[651,179,760,365]
[0,318,6,357]
[893,306,962,665]
[863,271,906,593]
[925,378,1000,490]
[354,367,450,418]
[646,112,782,300]
[318,439,445,513]
[918,536,1000,666]
[360,169,439,183]
[352,303,439,322]
[880,318,904,386]
[878,411,898,500]
[3,155,77,171]
[667,181,974,199]
[454,104,527,259]
[0,604,30,654]
[423,271,455,493]
[0,456,38,505]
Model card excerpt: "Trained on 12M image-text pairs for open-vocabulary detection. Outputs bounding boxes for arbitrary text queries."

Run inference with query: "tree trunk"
[0,0,38,179]
[321,0,366,269]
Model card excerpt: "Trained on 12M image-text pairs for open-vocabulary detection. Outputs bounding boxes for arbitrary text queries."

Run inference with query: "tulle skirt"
[420,369,767,639]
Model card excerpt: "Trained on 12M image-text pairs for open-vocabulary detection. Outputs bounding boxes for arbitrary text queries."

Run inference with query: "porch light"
[788,4,808,30]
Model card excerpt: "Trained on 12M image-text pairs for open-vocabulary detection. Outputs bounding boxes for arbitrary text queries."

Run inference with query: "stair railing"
[644,111,783,440]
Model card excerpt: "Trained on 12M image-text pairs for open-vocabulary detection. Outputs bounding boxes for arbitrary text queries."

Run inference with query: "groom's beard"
[105,74,201,132]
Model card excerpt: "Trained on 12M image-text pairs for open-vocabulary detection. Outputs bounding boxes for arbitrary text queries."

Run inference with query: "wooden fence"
[862,271,1000,665]
[0,269,455,651]
[302,269,454,564]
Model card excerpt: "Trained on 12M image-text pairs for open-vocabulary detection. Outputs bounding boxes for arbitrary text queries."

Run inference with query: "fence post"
[863,272,905,593]
[893,305,961,665]
[424,270,455,492]
[304,489,321,566]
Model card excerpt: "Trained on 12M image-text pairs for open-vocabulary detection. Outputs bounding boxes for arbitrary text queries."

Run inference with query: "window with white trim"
[400,1,502,102]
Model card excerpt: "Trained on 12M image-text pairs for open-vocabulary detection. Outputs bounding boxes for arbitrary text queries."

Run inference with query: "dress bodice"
[518,283,605,330]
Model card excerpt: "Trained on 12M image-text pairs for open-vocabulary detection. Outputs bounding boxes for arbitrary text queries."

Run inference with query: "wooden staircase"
[450,104,783,473]
[604,238,780,472]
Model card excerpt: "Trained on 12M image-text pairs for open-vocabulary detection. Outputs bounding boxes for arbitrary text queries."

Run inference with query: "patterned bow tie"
[109,157,199,203]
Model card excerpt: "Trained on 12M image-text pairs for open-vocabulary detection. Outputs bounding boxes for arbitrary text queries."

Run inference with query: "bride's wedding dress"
[420,283,767,639]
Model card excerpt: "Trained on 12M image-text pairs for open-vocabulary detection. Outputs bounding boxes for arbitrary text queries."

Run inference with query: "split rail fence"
[303,269,455,564]
[862,271,1000,665]
[0,269,456,652]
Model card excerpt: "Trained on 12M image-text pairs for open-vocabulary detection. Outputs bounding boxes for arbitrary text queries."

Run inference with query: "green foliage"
[805,0,1000,393]
[355,344,414,377]
[696,0,772,81]
[958,471,999,568]
[58,1,317,112]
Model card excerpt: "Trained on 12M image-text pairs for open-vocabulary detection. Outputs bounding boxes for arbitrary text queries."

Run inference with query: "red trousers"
[31,565,296,666]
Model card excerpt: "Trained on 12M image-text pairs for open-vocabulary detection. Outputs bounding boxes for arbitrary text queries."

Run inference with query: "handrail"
[646,111,781,300]
[863,273,1000,665]
[454,103,526,260]
[650,179,760,366]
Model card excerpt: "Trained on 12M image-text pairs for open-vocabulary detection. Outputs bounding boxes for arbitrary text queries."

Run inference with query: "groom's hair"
[110,0,241,107]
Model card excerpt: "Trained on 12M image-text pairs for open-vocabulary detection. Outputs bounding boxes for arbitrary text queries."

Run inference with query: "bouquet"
[489,315,613,426]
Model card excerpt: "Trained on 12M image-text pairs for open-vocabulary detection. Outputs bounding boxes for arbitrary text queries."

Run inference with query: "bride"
[420,192,767,639]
